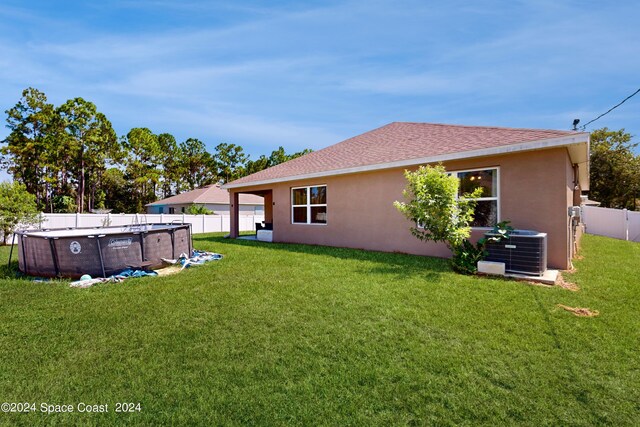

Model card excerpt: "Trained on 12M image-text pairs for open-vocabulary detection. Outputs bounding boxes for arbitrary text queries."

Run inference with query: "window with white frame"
[291,185,327,224]
[452,168,499,227]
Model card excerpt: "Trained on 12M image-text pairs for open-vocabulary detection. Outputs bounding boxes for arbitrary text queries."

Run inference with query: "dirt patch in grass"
[155,265,183,276]
[556,273,580,291]
[557,304,599,317]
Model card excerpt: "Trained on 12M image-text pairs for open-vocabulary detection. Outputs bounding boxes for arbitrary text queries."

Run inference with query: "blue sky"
[1,0,639,182]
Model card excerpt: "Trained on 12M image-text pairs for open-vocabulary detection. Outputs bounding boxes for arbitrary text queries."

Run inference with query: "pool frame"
[13,223,192,279]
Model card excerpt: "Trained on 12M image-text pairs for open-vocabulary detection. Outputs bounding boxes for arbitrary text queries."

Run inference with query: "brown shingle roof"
[147,185,263,206]
[226,122,585,188]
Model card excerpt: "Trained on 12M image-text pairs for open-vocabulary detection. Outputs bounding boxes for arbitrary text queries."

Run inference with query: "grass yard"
[0,233,638,426]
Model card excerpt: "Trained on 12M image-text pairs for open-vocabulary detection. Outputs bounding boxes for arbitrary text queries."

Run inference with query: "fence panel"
[204,215,223,233]
[159,214,186,225]
[583,206,627,240]
[629,211,640,242]
[240,215,258,231]
[40,214,78,229]
[32,213,264,234]
[582,206,640,242]
[107,214,135,227]
[221,216,231,232]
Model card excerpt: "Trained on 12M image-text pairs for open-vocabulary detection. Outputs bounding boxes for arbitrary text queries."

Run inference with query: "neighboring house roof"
[224,122,590,189]
[147,185,263,206]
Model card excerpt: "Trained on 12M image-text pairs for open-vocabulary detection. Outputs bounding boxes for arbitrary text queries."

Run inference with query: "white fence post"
[75,212,80,228]
[624,209,629,241]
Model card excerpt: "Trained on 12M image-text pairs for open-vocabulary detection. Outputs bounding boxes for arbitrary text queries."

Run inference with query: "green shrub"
[394,164,482,248]
[450,239,486,274]
[186,204,213,215]
[52,195,77,213]
[0,181,41,245]
[451,221,515,275]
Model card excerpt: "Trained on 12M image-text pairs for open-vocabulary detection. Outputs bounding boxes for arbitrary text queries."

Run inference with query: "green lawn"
[0,234,638,426]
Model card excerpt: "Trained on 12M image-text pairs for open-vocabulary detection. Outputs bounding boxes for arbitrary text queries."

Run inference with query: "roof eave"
[223,133,590,189]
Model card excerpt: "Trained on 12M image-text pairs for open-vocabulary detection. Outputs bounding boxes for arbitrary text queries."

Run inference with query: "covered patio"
[229,189,273,240]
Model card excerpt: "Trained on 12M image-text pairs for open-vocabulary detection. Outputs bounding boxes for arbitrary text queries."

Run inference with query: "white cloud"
[158,106,346,154]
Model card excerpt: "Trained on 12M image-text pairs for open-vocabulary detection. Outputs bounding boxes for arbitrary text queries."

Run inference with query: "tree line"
[3,87,638,215]
[588,128,640,210]
[0,88,311,213]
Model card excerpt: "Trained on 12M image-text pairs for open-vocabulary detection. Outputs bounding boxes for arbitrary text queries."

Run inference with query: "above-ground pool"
[15,223,192,278]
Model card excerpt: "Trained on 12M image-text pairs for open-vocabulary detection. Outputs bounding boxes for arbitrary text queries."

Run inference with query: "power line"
[580,87,640,130]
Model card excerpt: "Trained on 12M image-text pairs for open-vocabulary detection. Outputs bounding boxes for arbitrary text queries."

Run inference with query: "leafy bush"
[52,195,77,213]
[479,221,515,246]
[451,221,515,274]
[186,204,213,215]
[450,239,486,274]
[394,164,482,248]
[0,181,41,245]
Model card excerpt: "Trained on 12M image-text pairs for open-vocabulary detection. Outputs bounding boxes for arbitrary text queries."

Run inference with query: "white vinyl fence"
[582,206,640,242]
[35,213,264,234]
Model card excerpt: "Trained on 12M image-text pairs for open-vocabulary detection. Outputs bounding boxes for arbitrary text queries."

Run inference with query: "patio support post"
[230,191,240,238]
[264,191,273,223]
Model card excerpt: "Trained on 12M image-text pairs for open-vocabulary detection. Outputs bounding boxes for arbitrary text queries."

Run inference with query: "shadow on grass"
[0,234,451,284]
[196,234,451,282]
[0,260,20,280]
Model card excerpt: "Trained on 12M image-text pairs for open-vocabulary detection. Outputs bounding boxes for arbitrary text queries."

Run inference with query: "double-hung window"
[291,185,327,224]
[451,168,499,228]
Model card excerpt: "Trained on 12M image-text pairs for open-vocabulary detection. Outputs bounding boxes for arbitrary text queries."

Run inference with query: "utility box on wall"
[484,230,547,276]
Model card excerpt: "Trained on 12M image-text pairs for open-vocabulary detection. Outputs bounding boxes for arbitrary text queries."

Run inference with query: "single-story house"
[146,184,264,215]
[223,122,589,270]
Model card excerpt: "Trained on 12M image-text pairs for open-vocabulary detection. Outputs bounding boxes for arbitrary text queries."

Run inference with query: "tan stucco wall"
[232,147,575,269]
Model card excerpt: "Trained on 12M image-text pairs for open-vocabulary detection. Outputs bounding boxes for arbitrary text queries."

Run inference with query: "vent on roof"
[484,230,547,276]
